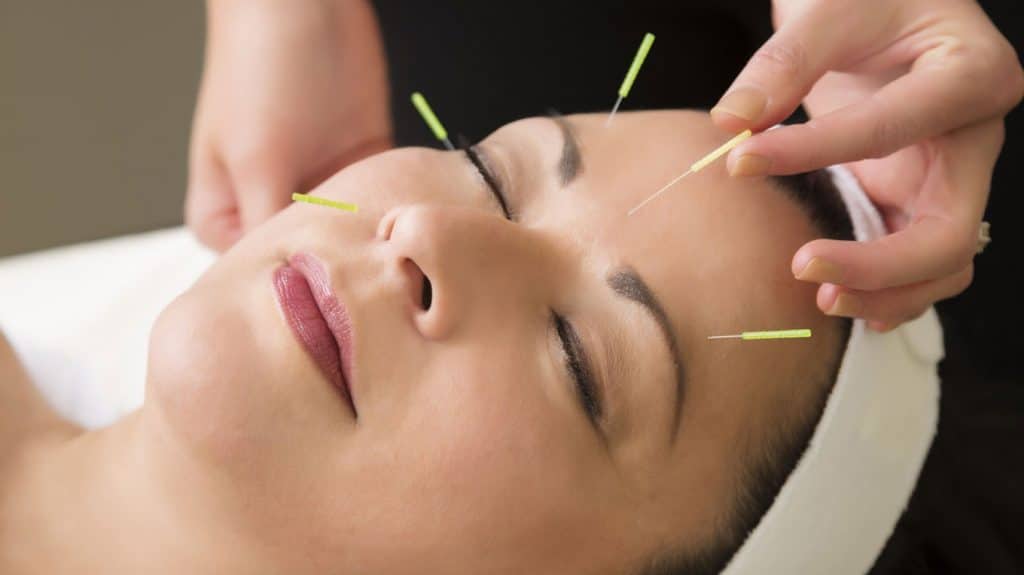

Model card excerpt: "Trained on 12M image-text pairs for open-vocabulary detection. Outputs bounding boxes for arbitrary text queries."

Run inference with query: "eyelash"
[553,312,603,425]
[462,146,513,220]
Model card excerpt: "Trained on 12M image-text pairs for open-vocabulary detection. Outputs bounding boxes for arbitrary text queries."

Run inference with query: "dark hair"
[636,169,855,575]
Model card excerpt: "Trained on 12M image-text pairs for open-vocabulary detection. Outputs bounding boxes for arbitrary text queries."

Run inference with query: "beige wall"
[1,1,204,257]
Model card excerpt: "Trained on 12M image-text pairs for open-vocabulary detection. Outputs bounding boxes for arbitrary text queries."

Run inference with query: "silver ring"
[976,221,991,254]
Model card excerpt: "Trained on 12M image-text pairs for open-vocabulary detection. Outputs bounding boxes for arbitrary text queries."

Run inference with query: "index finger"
[733,38,1022,175]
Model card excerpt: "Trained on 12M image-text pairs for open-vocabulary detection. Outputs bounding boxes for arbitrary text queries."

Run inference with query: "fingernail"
[729,154,772,177]
[868,320,894,333]
[827,293,863,318]
[795,257,844,283]
[711,87,767,123]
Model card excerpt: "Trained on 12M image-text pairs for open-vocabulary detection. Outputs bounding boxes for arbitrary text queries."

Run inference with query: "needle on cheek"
[292,193,359,213]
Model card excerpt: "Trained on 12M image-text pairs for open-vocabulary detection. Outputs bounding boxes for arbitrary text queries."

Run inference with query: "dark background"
[374,1,1023,572]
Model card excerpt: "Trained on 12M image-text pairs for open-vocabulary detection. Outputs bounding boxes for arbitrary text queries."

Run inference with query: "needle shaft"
[627,129,753,216]
[606,96,624,127]
[627,169,692,216]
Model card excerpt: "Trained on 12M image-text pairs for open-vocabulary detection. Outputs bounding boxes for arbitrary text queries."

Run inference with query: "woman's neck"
[0,410,275,575]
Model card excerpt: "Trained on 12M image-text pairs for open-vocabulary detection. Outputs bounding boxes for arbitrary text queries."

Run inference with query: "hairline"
[633,168,856,575]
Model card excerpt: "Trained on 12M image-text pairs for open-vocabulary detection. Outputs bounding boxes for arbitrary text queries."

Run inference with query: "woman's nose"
[379,204,527,341]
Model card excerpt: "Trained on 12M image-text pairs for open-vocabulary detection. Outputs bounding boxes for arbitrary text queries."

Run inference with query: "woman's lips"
[273,253,357,416]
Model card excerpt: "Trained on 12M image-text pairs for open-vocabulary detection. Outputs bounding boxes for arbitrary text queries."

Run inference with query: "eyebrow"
[607,269,686,443]
[549,113,583,186]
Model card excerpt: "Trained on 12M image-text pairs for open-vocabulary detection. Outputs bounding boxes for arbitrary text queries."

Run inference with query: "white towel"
[0,228,215,428]
[724,166,943,574]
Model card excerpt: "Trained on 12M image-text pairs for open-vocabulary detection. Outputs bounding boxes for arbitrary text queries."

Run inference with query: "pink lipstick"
[273,253,356,415]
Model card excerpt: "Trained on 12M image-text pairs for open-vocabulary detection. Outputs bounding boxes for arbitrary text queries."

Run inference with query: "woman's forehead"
[492,110,823,326]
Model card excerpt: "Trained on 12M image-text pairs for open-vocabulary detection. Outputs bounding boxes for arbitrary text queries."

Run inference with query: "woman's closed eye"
[462,144,514,220]
[553,312,605,433]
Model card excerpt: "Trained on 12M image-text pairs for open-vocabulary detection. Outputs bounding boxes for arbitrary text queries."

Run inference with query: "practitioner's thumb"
[710,5,847,133]
[237,176,293,235]
[185,151,242,253]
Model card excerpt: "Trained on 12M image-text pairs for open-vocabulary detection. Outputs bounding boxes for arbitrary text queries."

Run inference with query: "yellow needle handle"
[292,193,358,214]
[742,329,812,340]
[411,92,449,142]
[690,129,752,174]
[618,33,656,99]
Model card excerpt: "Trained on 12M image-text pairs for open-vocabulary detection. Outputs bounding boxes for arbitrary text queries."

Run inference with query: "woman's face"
[148,111,843,574]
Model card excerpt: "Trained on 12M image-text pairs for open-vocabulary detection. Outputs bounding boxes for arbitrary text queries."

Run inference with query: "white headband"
[723,165,944,574]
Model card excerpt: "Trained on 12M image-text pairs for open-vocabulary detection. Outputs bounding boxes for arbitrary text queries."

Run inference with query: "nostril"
[401,258,432,312]
[421,276,433,311]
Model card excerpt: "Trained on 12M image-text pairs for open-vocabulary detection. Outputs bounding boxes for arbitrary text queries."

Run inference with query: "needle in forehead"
[606,33,656,127]
[628,129,753,216]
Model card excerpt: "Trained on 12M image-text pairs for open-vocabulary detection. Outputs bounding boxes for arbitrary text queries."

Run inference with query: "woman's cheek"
[362,363,570,541]
[316,147,456,214]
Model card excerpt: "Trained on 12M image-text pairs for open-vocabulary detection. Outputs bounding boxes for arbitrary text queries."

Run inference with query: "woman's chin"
[145,288,276,466]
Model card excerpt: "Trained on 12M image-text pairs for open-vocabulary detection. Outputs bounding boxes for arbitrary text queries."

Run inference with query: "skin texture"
[1,111,846,575]
[712,0,1023,329]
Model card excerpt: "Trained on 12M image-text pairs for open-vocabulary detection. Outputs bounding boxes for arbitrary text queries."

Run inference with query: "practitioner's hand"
[186,0,391,252]
[711,0,1023,330]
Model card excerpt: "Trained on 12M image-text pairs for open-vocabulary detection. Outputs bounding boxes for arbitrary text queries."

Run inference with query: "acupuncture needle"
[628,129,753,216]
[411,92,455,150]
[292,193,358,214]
[708,329,812,341]
[606,33,656,127]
